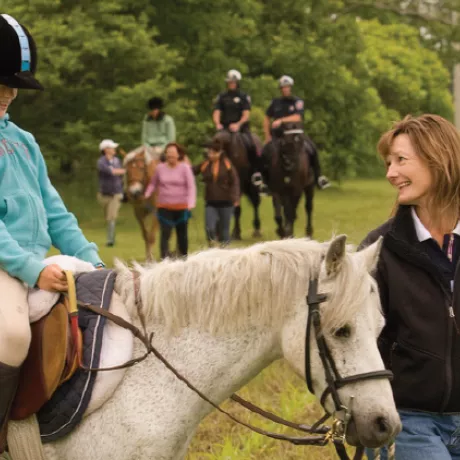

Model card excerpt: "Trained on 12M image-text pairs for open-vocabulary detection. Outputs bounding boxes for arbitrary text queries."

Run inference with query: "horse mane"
[116,238,375,336]
[123,146,155,166]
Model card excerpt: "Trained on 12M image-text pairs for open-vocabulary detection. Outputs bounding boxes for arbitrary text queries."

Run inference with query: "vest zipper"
[449,306,460,334]
[440,261,460,412]
[441,303,454,412]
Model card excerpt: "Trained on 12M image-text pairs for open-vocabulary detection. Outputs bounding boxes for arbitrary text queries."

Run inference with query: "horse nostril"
[374,416,390,434]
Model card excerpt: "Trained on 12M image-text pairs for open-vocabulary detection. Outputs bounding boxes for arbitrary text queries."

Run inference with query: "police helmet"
[279,75,294,88]
[225,69,242,82]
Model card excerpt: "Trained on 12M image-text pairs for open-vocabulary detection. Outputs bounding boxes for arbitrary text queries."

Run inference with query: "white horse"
[10,235,401,460]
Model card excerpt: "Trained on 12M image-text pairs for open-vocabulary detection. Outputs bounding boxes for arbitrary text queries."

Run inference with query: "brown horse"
[267,122,315,238]
[212,130,263,240]
[122,146,159,261]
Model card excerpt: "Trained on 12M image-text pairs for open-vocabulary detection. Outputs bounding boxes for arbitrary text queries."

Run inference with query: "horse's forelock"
[319,253,379,334]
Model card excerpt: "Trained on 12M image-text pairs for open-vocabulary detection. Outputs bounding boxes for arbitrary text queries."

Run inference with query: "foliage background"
[2,0,458,181]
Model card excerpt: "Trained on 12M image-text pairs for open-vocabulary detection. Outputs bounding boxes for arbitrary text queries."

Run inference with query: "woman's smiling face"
[385,133,433,207]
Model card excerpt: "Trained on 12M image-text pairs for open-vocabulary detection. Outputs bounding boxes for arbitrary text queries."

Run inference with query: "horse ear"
[113,258,130,275]
[359,236,383,274]
[325,234,347,276]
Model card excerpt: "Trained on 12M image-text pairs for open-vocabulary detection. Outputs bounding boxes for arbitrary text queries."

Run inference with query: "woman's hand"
[37,264,68,292]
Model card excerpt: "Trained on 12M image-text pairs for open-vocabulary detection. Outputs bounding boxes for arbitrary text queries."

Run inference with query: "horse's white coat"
[16,237,400,460]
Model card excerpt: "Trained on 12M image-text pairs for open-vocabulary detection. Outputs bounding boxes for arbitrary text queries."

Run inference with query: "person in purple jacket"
[145,142,196,259]
[97,139,125,246]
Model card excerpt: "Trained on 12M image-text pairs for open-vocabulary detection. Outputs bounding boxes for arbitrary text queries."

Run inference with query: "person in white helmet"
[213,70,266,193]
[97,139,125,246]
[213,70,250,133]
[256,75,330,190]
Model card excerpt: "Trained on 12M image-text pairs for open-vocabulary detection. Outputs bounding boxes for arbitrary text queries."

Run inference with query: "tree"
[5,0,182,174]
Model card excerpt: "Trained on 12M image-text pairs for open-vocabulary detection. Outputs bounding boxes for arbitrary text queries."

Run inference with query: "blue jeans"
[205,206,234,244]
[367,410,460,459]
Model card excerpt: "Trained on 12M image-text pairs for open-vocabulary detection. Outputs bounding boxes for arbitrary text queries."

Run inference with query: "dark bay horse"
[212,130,263,239]
[122,146,159,260]
[267,122,315,238]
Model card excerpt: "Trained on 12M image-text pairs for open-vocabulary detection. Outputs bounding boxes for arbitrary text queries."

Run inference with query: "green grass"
[56,178,396,263]
[53,178,396,459]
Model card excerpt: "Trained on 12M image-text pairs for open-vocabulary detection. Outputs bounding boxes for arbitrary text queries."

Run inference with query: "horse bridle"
[73,272,393,460]
[125,153,150,200]
[304,279,393,457]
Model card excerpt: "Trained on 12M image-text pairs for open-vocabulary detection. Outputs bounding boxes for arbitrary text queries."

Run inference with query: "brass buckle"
[330,396,354,444]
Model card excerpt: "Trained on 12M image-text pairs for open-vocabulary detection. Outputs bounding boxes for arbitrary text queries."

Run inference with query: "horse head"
[277,122,306,175]
[124,146,157,201]
[213,130,249,170]
[280,235,401,448]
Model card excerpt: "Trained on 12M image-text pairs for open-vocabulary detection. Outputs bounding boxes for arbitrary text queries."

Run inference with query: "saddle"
[10,272,82,421]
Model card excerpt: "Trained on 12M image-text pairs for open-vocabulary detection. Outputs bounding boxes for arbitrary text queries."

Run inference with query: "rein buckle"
[331,397,354,444]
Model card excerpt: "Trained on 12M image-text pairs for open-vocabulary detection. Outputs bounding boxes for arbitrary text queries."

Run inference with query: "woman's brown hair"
[378,114,460,221]
[164,142,186,161]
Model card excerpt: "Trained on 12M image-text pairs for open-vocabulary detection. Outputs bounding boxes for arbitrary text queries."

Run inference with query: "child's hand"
[37,264,68,291]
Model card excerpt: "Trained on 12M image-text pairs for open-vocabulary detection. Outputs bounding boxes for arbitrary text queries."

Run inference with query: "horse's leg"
[305,184,315,238]
[146,210,158,261]
[133,205,150,261]
[232,203,242,241]
[247,185,262,238]
[272,193,284,238]
[282,192,301,238]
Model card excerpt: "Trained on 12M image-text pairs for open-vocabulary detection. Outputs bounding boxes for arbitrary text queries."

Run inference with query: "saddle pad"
[37,269,116,443]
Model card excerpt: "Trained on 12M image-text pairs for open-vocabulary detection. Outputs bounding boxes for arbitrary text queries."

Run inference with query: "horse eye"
[333,325,351,338]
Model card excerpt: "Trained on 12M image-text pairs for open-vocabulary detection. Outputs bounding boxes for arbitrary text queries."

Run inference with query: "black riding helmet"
[0,14,43,90]
[147,97,164,110]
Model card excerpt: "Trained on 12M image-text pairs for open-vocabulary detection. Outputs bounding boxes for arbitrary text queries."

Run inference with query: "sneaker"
[317,175,331,190]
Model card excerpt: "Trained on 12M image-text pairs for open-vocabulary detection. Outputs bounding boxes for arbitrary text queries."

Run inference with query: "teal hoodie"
[0,114,102,286]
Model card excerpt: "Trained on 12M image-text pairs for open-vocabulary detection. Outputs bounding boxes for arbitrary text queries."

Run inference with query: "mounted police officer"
[0,14,104,451]
[255,75,330,190]
[213,70,266,192]
[213,69,250,133]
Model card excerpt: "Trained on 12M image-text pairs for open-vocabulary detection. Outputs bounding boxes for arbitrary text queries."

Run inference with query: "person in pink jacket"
[145,142,196,259]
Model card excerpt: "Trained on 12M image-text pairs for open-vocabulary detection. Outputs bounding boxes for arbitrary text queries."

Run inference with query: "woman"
[193,139,239,246]
[0,14,103,451]
[361,114,460,460]
[97,139,125,246]
[144,142,196,259]
[141,97,176,158]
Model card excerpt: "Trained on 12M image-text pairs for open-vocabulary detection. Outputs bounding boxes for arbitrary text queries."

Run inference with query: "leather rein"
[72,271,392,460]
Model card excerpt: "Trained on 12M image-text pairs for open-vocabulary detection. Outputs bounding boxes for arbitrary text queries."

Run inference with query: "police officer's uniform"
[214,90,251,131]
[266,95,305,126]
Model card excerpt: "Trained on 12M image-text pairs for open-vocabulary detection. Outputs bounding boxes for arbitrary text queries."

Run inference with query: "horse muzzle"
[346,412,402,448]
[128,183,144,199]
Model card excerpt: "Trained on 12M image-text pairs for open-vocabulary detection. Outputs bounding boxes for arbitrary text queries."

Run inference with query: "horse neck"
[216,132,248,169]
[133,324,281,411]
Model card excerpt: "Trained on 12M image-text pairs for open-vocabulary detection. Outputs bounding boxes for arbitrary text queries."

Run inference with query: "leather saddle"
[10,272,82,421]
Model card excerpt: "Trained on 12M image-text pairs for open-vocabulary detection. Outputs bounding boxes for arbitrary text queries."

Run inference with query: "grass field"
[55,178,396,460]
